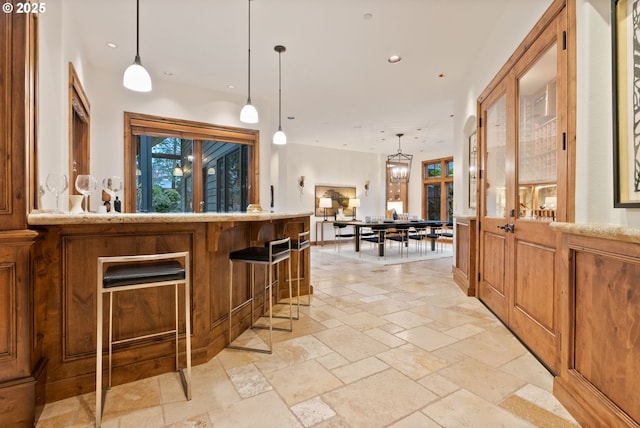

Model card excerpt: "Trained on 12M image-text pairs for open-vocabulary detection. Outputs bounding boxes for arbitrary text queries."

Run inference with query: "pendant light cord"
[247,0,252,102]
[278,49,282,129]
[135,0,140,58]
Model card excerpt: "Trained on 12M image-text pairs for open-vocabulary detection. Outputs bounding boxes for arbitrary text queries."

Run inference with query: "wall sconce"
[364,180,370,196]
[172,162,183,177]
[298,176,305,195]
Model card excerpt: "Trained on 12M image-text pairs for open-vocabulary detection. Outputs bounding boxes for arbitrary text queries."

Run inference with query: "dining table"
[332,219,445,257]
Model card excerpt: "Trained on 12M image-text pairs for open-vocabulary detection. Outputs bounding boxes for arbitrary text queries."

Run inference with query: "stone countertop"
[27,211,313,226]
[550,221,640,244]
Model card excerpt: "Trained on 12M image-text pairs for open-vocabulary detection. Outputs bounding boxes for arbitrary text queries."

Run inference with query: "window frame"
[124,112,259,213]
[421,156,454,222]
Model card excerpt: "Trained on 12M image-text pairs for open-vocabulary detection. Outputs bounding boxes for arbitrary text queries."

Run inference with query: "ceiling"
[64,0,545,155]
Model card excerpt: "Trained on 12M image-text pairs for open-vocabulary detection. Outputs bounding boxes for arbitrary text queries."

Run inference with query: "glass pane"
[201,141,248,213]
[518,44,557,220]
[136,136,193,213]
[485,94,507,218]
[446,161,454,177]
[446,182,454,222]
[426,184,441,220]
[426,163,441,178]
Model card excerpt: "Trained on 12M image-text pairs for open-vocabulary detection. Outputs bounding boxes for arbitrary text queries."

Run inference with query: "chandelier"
[386,133,413,183]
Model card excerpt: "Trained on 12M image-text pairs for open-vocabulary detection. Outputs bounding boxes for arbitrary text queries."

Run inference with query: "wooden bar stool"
[290,230,311,319]
[96,252,191,427]
[227,237,292,354]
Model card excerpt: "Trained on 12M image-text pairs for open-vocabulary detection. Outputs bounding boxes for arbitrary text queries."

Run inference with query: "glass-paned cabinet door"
[517,44,557,221]
[485,94,508,218]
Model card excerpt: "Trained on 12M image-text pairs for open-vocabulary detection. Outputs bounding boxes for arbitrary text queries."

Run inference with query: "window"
[124,112,258,213]
[421,157,454,222]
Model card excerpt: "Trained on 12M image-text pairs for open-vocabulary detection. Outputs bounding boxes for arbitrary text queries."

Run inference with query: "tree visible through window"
[422,157,454,222]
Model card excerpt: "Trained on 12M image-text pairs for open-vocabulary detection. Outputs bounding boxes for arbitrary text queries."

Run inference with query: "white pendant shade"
[240,102,259,123]
[123,59,152,92]
[273,127,287,145]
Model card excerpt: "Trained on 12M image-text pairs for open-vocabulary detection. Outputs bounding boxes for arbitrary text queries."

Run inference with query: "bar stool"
[96,252,191,427]
[227,237,292,354]
[290,230,311,319]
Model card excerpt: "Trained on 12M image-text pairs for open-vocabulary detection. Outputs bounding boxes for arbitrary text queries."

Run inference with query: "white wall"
[574,0,640,225]
[275,143,383,241]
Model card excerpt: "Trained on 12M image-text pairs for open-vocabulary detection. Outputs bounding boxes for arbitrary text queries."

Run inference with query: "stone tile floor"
[35,247,579,427]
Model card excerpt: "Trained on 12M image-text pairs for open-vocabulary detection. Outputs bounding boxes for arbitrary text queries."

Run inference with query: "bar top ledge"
[27,211,313,226]
[550,221,640,244]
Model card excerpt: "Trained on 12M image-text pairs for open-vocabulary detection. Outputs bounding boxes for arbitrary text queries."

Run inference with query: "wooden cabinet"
[476,0,573,374]
[0,5,44,426]
[552,224,640,427]
[0,4,35,231]
[452,216,476,296]
[0,231,44,427]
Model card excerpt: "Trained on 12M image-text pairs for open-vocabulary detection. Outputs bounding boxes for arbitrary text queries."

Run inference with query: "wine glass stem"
[55,193,59,213]
[83,195,88,212]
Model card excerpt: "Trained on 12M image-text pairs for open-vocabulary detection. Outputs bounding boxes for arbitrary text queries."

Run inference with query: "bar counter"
[27,211,312,403]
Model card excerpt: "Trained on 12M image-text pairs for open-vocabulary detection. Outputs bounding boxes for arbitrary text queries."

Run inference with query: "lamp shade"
[123,58,152,92]
[240,103,259,123]
[273,127,287,145]
[319,197,332,208]
[348,198,361,208]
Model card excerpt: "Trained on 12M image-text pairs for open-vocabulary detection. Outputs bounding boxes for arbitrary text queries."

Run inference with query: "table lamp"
[348,198,360,220]
[319,198,332,221]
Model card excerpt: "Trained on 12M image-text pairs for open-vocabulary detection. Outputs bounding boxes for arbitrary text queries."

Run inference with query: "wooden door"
[477,5,568,373]
[507,9,567,372]
[477,79,514,322]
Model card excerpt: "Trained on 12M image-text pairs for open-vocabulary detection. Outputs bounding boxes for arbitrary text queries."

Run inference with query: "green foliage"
[152,185,181,212]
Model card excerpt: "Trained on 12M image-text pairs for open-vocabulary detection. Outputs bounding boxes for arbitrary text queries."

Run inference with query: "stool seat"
[103,261,185,288]
[231,246,290,264]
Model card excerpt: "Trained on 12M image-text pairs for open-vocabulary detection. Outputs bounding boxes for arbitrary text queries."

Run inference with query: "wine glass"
[75,174,97,212]
[45,173,68,213]
[102,176,123,212]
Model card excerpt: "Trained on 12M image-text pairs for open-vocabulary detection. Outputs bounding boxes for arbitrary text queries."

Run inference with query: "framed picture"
[612,0,640,207]
[315,185,356,217]
[469,131,477,209]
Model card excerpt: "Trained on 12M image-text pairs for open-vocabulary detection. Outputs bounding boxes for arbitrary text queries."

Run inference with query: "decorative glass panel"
[485,94,507,218]
[518,43,557,220]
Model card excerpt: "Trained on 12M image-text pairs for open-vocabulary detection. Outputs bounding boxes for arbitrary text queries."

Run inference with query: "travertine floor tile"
[36,249,580,428]
[323,369,438,428]
[423,388,536,427]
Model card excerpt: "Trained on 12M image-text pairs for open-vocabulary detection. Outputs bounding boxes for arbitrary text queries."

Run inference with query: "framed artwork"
[469,131,477,209]
[315,185,356,217]
[612,0,640,207]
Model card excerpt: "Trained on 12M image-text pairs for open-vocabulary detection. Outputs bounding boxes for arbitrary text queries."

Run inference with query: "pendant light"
[273,45,287,145]
[240,0,258,123]
[386,133,413,183]
[123,0,152,92]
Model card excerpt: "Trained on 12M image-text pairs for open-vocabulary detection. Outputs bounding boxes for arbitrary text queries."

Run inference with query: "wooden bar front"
[28,212,311,403]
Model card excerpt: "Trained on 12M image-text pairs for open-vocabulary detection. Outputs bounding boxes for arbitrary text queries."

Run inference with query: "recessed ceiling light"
[287,116,295,120]
[388,55,402,64]
[363,13,373,20]
[227,84,235,89]
[438,73,447,78]
[163,71,173,76]
[106,42,117,48]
